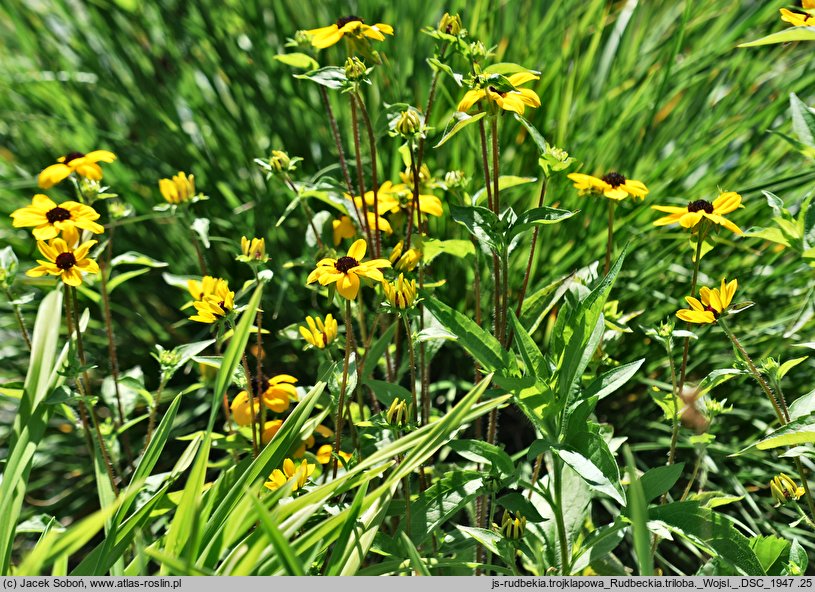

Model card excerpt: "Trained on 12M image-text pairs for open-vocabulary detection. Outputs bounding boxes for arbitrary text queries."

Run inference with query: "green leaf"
[640,463,685,503]
[583,358,644,401]
[789,388,815,420]
[738,27,815,47]
[482,62,540,76]
[746,413,815,451]
[408,470,483,543]
[110,251,168,268]
[513,113,548,154]
[294,66,347,89]
[447,439,515,478]
[400,532,432,576]
[274,52,319,70]
[750,536,790,576]
[434,112,486,148]
[520,273,574,334]
[495,492,545,522]
[421,238,475,264]
[622,448,653,576]
[507,206,576,241]
[455,526,502,556]
[423,295,515,373]
[324,481,369,576]
[449,204,503,253]
[508,310,546,379]
[471,176,537,206]
[790,92,815,149]
[247,494,305,576]
[553,444,624,504]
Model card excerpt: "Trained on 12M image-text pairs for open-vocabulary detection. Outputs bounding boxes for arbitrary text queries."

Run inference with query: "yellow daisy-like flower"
[383,273,417,310]
[299,314,338,349]
[315,444,352,465]
[230,390,260,427]
[26,238,99,287]
[261,374,298,413]
[38,150,117,189]
[10,194,104,246]
[676,278,738,324]
[307,16,394,49]
[186,275,225,301]
[652,192,743,234]
[159,172,197,204]
[189,278,234,324]
[355,181,443,219]
[457,72,541,115]
[567,172,649,201]
[780,7,815,27]
[307,239,391,300]
[261,419,284,444]
[263,458,315,492]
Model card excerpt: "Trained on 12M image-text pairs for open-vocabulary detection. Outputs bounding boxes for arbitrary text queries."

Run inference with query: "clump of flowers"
[189,277,234,324]
[383,273,417,310]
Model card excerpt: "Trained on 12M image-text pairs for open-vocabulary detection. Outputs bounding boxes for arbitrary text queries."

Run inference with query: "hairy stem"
[355,93,381,258]
[4,287,31,351]
[333,299,354,479]
[605,201,615,276]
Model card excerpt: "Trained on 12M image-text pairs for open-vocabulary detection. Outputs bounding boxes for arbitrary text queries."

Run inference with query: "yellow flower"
[315,444,352,465]
[780,7,815,27]
[389,241,422,272]
[261,419,284,444]
[239,236,267,263]
[261,374,298,413]
[457,72,541,115]
[307,239,391,300]
[307,16,394,49]
[500,511,527,540]
[159,172,197,204]
[189,278,234,324]
[26,238,99,287]
[354,181,443,218]
[676,278,738,324]
[10,194,104,246]
[770,473,805,506]
[567,172,649,201]
[332,216,357,246]
[263,458,315,492]
[299,314,338,349]
[38,150,116,189]
[383,273,417,310]
[652,191,743,234]
[386,398,409,426]
[186,275,225,301]
[230,390,260,427]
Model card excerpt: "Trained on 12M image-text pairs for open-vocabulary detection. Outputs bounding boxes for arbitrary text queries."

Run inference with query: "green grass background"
[2,0,815,573]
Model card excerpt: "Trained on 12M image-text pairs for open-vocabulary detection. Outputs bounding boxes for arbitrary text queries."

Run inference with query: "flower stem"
[676,232,705,415]
[553,455,570,575]
[284,175,323,249]
[605,201,615,276]
[355,93,381,258]
[403,314,418,424]
[230,319,259,458]
[68,286,119,495]
[349,95,372,244]
[319,86,354,195]
[143,376,167,453]
[333,299,354,479]
[666,337,680,466]
[99,227,125,428]
[4,287,31,351]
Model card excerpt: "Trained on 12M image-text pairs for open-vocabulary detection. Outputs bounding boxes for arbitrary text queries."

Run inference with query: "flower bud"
[383,274,417,309]
[438,12,463,35]
[444,170,468,189]
[386,398,409,426]
[770,473,805,506]
[500,511,526,540]
[239,236,268,263]
[395,109,422,137]
[344,56,367,81]
[269,150,292,174]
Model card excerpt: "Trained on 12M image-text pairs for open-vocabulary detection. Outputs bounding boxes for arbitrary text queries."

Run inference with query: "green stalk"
[4,287,31,351]
[604,201,615,276]
[553,455,570,575]
[675,229,705,417]
[333,299,354,479]
[403,315,418,424]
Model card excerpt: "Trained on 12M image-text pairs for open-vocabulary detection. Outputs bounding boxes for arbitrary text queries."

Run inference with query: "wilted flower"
[344,56,368,81]
[438,12,463,35]
[444,170,468,189]
[770,473,805,506]
[189,278,234,324]
[394,109,422,137]
[238,236,268,263]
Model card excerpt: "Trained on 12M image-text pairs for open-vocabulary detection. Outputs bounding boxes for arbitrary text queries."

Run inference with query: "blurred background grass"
[2,0,815,571]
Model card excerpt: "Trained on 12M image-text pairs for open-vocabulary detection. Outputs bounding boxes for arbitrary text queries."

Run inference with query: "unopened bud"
[438,12,463,35]
[395,109,422,137]
[344,56,367,81]
[386,398,409,426]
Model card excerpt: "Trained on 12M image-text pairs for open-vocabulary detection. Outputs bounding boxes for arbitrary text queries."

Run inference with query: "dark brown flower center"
[46,206,72,224]
[250,375,269,397]
[55,252,77,270]
[63,152,85,164]
[687,199,714,214]
[336,15,363,27]
[335,256,359,273]
[704,304,719,318]
[602,172,626,188]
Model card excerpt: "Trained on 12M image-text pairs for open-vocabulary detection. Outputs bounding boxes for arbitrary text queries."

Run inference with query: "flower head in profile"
[676,278,738,324]
[307,16,393,49]
[261,419,284,444]
[230,390,260,427]
[259,374,298,413]
[458,72,541,115]
[332,216,357,246]
[238,236,268,263]
[315,444,352,465]
[299,314,338,349]
[780,7,815,27]
[567,172,648,201]
[189,278,234,324]
[11,194,104,246]
[264,458,315,492]
[770,473,805,506]
[159,172,199,204]
[499,511,527,540]
[307,239,391,300]
[389,241,421,272]
[652,192,743,234]
[38,150,116,189]
[187,275,225,301]
[355,181,443,219]
[26,238,99,286]
[383,273,417,310]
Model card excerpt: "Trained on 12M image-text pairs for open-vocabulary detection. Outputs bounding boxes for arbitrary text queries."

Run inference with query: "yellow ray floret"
[567,172,649,201]
[38,150,116,189]
[652,192,743,234]
[676,278,738,324]
[307,16,393,49]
